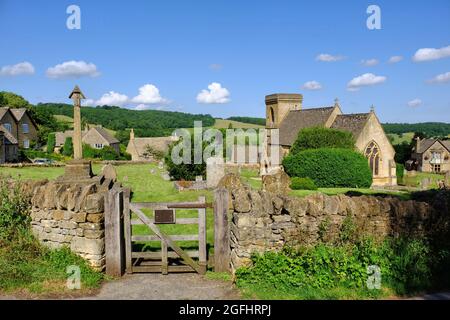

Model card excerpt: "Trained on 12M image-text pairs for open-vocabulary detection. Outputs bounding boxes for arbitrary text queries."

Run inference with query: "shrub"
[290,127,355,155]
[82,144,130,160]
[46,133,56,153]
[396,163,405,184]
[290,177,318,190]
[283,148,372,188]
[143,145,165,161]
[62,137,73,157]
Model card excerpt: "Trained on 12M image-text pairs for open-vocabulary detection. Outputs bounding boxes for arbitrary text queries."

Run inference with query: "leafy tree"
[62,137,73,157]
[290,127,355,155]
[47,133,56,153]
[0,92,30,108]
[383,123,450,138]
[283,148,372,188]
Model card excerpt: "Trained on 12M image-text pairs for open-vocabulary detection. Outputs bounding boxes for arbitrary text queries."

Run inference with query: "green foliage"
[47,133,56,153]
[396,163,405,184]
[235,237,442,299]
[19,149,64,162]
[82,144,129,160]
[290,127,355,155]
[35,103,215,138]
[226,117,266,126]
[62,137,73,157]
[143,145,165,161]
[164,135,208,181]
[290,177,317,190]
[393,141,412,164]
[383,123,450,139]
[0,92,30,108]
[283,148,372,188]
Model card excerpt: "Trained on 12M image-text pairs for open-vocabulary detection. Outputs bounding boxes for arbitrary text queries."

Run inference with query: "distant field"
[387,132,415,145]
[53,115,117,137]
[214,119,264,129]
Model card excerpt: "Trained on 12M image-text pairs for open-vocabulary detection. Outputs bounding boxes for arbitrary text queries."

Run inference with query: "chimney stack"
[130,128,135,140]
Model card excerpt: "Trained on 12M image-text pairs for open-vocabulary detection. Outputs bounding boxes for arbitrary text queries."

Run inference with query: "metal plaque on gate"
[154,209,175,224]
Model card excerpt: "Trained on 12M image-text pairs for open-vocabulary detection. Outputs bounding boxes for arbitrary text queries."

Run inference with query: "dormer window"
[22,123,29,133]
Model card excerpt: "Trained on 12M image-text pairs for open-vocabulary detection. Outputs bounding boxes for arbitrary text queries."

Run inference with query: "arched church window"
[364,141,381,176]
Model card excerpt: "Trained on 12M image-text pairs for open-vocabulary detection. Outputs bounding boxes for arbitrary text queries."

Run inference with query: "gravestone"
[158,161,164,169]
[101,164,117,182]
[445,171,450,187]
[196,175,203,182]
[161,172,171,181]
[206,156,225,189]
[420,177,432,190]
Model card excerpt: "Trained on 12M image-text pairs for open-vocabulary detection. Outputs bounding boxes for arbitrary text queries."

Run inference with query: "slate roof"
[93,127,119,144]
[279,106,336,146]
[330,113,371,138]
[0,124,18,144]
[0,107,9,120]
[129,136,178,157]
[416,139,450,153]
[55,127,119,147]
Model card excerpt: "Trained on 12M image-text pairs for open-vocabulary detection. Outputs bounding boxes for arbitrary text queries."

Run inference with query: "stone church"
[261,93,397,186]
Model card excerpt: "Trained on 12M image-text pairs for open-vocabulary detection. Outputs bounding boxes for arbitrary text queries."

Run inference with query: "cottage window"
[22,123,29,133]
[364,141,381,176]
[23,139,30,149]
[433,164,441,173]
[3,123,12,132]
[94,143,103,149]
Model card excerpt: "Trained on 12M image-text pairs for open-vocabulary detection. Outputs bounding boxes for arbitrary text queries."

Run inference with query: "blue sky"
[0,0,449,122]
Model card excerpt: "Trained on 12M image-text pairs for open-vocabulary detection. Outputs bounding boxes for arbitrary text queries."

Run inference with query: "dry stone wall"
[229,185,450,272]
[26,178,113,270]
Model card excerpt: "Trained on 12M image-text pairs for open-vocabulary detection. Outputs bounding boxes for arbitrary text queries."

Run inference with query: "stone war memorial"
[29,86,118,270]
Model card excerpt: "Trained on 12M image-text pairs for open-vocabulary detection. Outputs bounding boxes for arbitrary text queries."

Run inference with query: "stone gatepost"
[206,156,225,189]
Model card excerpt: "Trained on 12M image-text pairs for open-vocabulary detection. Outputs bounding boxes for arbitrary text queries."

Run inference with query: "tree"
[62,137,74,157]
[47,133,56,153]
[283,148,372,188]
[290,127,355,155]
[0,92,30,108]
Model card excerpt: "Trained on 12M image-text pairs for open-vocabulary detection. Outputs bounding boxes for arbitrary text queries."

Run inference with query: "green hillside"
[37,103,215,139]
[214,119,264,129]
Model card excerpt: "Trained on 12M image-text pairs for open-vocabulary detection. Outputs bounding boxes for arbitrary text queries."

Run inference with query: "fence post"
[198,196,207,275]
[214,187,230,272]
[123,188,132,274]
[105,187,125,277]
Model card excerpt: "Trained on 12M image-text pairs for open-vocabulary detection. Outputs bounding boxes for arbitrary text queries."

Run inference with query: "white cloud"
[96,91,128,107]
[347,73,387,91]
[134,104,149,110]
[196,82,230,104]
[413,45,450,62]
[427,71,450,84]
[131,84,167,104]
[388,56,403,63]
[361,59,379,66]
[302,81,322,90]
[315,54,345,62]
[0,62,35,76]
[407,98,422,107]
[82,99,95,107]
[46,60,100,79]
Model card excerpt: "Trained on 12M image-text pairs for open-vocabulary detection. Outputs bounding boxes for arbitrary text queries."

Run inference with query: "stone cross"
[69,85,85,160]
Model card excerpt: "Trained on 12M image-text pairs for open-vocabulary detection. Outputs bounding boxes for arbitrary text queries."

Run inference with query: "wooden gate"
[124,196,209,275]
[104,187,230,277]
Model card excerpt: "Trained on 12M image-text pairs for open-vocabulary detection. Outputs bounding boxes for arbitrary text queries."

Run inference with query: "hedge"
[290,127,355,155]
[290,177,318,190]
[283,148,372,188]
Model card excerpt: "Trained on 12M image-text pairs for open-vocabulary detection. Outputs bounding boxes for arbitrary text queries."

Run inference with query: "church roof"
[330,113,371,138]
[279,106,335,146]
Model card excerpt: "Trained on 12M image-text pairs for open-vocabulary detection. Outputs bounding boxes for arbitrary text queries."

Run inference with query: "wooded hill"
[36,103,215,139]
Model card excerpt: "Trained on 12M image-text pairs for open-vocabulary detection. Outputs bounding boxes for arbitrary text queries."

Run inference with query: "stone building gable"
[415,139,450,154]
[0,107,18,139]
[126,136,176,161]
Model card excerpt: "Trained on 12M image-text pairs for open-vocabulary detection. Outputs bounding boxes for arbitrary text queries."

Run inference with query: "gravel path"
[80,273,241,300]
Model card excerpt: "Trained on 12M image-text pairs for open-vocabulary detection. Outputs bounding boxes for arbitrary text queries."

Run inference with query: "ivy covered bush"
[290,177,318,190]
[283,148,372,188]
[290,127,355,155]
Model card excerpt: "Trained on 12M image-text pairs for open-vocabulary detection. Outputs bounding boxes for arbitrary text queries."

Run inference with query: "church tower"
[265,93,303,128]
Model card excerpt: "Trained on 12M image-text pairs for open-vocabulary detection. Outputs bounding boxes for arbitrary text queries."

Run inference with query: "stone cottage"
[54,125,120,153]
[126,128,178,161]
[409,137,450,173]
[0,107,38,163]
[261,93,397,186]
